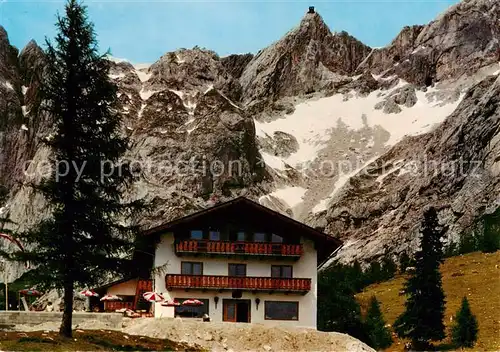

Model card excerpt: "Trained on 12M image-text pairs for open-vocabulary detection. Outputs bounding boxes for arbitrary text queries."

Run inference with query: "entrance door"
[223,299,250,323]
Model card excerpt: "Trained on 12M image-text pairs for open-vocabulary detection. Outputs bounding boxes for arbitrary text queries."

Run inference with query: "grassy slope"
[356,251,500,351]
[0,330,204,351]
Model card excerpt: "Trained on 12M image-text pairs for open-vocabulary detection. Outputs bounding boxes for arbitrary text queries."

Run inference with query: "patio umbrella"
[80,289,99,297]
[182,299,203,306]
[161,299,181,306]
[142,292,164,302]
[19,288,42,297]
[100,294,122,301]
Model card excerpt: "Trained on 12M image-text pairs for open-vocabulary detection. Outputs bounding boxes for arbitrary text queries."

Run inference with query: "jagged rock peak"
[291,11,332,40]
[240,8,371,105]
[20,39,42,56]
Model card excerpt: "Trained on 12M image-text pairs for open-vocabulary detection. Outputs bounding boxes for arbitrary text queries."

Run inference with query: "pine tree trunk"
[59,278,74,337]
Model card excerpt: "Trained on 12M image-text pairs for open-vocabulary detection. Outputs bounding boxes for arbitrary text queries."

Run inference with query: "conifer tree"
[394,207,447,349]
[452,297,478,348]
[364,296,393,350]
[4,0,141,337]
[398,252,412,273]
[481,209,500,253]
[318,264,368,343]
[381,256,397,280]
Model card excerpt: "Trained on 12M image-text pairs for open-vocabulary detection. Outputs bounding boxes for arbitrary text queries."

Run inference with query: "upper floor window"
[228,263,247,277]
[271,265,292,278]
[190,230,203,240]
[181,261,203,275]
[236,231,246,241]
[209,230,220,241]
[254,232,267,242]
[271,234,283,243]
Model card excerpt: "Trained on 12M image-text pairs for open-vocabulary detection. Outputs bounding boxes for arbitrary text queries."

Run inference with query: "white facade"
[152,232,318,328]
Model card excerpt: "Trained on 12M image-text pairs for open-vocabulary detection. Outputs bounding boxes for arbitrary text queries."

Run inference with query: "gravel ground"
[7,317,375,351]
[123,317,375,352]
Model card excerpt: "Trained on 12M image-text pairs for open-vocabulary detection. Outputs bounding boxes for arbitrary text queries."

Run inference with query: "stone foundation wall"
[0,311,122,328]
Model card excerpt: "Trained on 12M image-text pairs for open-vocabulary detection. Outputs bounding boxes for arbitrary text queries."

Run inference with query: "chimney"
[308,6,315,14]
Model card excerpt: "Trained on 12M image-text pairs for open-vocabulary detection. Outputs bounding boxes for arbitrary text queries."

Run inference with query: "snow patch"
[135,69,152,82]
[20,124,28,131]
[133,63,151,70]
[261,152,287,171]
[255,84,462,168]
[262,186,307,209]
[169,89,185,100]
[21,106,28,116]
[140,89,158,101]
[138,103,147,119]
[109,73,125,79]
[411,45,426,54]
[204,84,214,94]
[219,91,242,110]
[22,86,28,95]
[107,55,128,64]
[3,81,13,90]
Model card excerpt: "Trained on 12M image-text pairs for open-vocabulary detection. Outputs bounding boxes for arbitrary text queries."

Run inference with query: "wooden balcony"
[175,240,303,259]
[165,274,311,294]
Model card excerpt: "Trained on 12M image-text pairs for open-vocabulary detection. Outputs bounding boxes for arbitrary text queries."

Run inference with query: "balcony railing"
[175,240,303,258]
[165,274,311,293]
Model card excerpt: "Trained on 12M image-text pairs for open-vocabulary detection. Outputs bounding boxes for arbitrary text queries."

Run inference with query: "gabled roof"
[141,196,342,264]
[93,277,137,292]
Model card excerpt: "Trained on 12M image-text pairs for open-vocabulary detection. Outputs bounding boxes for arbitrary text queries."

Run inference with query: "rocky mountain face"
[0,0,499,281]
[358,0,500,86]
[310,75,500,265]
[240,12,371,107]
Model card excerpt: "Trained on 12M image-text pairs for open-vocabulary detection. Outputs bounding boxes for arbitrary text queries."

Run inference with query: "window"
[271,265,293,278]
[174,298,209,318]
[209,230,220,241]
[236,231,246,241]
[271,234,283,243]
[190,230,203,240]
[254,232,267,242]
[181,262,203,275]
[265,301,299,320]
[228,263,246,277]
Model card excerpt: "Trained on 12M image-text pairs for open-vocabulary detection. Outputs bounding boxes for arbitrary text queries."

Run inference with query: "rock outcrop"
[358,0,500,86]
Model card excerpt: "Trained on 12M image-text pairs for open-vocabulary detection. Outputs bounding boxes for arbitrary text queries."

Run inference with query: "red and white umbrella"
[161,299,181,306]
[80,289,99,297]
[182,299,204,306]
[142,292,164,302]
[100,294,122,301]
[19,288,42,297]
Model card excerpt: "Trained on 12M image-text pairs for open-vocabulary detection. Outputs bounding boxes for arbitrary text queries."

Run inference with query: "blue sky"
[1,0,459,64]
